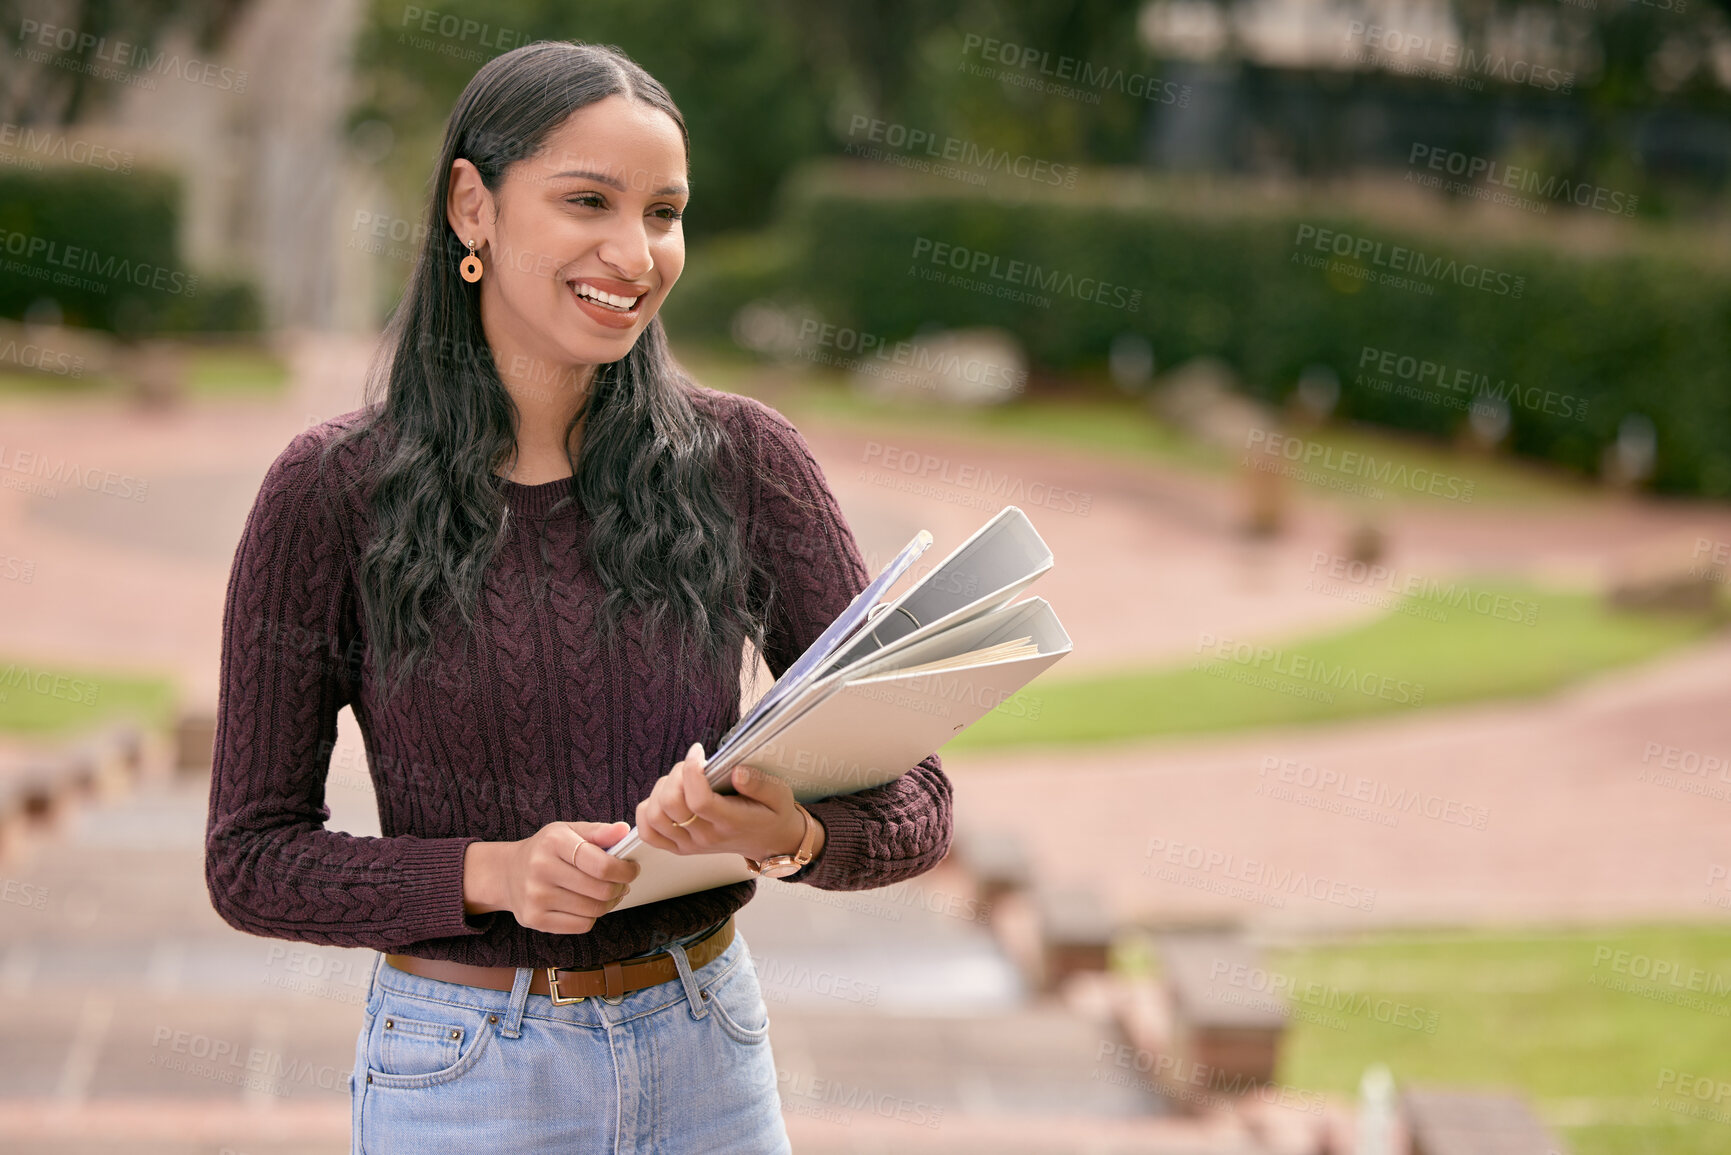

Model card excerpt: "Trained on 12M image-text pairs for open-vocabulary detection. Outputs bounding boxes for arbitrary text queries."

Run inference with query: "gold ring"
[672,813,698,828]
[569,836,585,868]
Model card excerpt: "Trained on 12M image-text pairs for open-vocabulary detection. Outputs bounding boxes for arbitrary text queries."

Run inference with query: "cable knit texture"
[204,384,953,967]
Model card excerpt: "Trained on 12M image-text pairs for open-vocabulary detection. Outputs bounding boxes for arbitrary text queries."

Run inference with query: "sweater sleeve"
[732,397,954,892]
[203,425,499,949]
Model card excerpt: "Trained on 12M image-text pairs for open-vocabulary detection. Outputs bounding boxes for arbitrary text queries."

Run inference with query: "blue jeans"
[348,927,791,1154]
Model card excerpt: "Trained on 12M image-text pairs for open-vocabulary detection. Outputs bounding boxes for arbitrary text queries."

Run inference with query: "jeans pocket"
[364,997,493,1088]
[702,960,771,1046]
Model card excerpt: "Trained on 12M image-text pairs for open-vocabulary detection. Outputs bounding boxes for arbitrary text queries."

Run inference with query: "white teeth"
[573,282,640,311]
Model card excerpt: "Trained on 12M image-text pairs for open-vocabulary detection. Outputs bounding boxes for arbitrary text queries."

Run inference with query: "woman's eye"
[655,206,684,222]
[566,193,605,209]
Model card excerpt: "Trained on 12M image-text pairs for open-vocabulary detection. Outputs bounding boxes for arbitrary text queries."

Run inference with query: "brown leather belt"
[384,915,735,1005]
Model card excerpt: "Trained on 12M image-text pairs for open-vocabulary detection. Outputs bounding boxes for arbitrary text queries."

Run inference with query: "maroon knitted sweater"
[203,384,953,968]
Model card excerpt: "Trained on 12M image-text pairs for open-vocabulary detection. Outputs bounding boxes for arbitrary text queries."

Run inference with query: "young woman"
[203,40,953,1154]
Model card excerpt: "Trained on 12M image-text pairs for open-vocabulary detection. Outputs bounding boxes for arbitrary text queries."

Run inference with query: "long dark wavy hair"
[320,41,778,702]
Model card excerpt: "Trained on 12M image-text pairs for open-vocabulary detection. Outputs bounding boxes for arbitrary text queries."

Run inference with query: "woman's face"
[447,94,688,385]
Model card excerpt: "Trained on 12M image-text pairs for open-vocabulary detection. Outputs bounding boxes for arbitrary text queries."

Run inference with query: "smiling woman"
[202,39,953,1155]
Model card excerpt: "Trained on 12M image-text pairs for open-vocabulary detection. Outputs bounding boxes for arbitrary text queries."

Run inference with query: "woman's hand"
[636,743,810,862]
[464,820,642,935]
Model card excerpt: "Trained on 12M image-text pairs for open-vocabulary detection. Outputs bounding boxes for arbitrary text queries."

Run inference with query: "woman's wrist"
[782,805,824,861]
[804,810,826,861]
[462,840,513,915]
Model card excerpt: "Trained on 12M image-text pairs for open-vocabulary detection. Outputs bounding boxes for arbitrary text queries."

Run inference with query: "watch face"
[757,858,800,878]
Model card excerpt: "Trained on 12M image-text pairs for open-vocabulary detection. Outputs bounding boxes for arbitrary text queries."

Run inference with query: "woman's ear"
[445,158,493,248]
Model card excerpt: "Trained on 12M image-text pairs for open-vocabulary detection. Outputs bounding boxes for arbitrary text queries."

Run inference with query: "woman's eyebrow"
[550,168,688,196]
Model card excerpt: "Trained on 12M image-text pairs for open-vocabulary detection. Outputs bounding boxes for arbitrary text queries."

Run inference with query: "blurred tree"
[345,0,1731,250]
[349,0,832,238]
[0,0,253,124]
[784,0,1151,165]
[349,0,1169,239]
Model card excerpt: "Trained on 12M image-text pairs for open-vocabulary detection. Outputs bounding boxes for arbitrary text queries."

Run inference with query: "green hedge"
[667,171,1731,496]
[0,166,261,334]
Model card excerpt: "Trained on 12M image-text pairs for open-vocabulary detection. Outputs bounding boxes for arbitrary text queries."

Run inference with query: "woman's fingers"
[566,833,637,885]
[633,746,790,858]
[634,782,679,851]
[674,743,716,818]
[636,750,709,851]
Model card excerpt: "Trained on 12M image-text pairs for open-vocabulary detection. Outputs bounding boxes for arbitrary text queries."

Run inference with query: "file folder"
[604,505,1072,912]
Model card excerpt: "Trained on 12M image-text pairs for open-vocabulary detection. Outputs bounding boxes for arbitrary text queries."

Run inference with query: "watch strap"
[746,804,816,874]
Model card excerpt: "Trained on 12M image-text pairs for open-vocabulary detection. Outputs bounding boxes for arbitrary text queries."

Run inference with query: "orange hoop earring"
[460,239,483,283]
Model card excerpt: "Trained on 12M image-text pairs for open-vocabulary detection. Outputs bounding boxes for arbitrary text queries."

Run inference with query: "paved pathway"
[949,628,1731,931]
[5,331,1731,1150]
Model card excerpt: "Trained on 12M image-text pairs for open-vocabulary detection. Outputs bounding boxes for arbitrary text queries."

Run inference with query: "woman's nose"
[596,218,654,281]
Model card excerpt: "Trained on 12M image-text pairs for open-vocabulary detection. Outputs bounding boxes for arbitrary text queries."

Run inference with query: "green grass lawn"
[953,581,1722,749]
[1207,927,1731,1155]
[679,345,1597,509]
[0,343,286,398]
[182,344,288,395]
[0,656,178,737]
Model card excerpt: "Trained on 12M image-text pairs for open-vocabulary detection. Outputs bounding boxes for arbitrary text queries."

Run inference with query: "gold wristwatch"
[744,804,818,879]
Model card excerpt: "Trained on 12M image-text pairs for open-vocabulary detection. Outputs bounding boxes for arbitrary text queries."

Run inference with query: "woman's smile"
[568,274,650,328]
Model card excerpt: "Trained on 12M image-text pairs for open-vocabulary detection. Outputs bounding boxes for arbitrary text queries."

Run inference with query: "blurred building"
[14,0,376,331]
[1139,0,1731,184]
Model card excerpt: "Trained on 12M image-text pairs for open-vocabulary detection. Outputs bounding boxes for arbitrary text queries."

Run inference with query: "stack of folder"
[607,505,1073,910]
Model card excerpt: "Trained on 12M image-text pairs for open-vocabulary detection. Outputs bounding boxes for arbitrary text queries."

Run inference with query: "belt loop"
[364,951,385,1016]
[668,941,707,1019]
[602,960,625,1000]
[498,965,533,1039]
